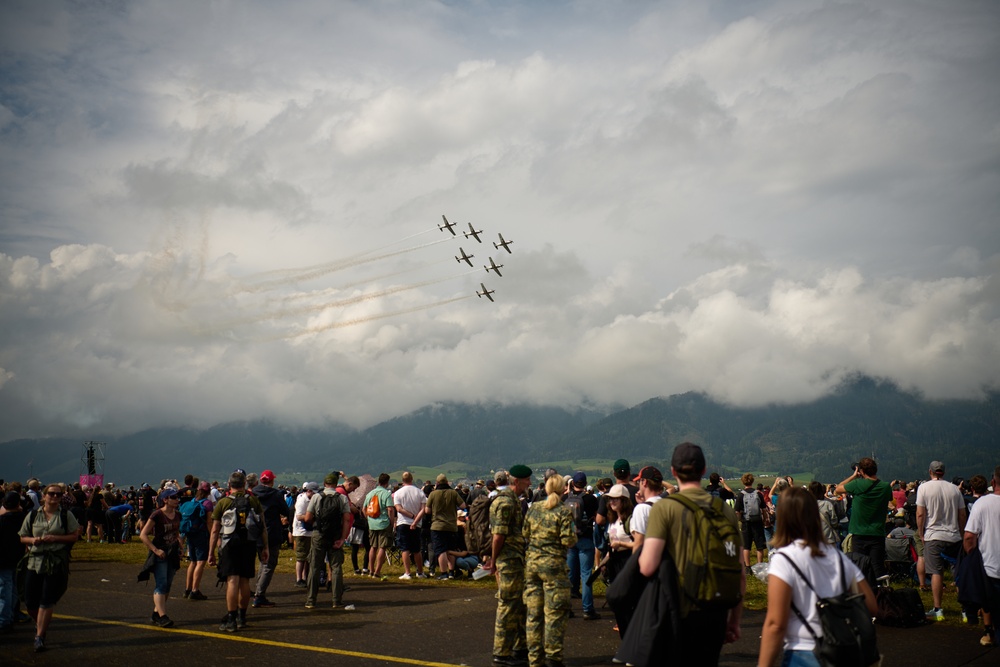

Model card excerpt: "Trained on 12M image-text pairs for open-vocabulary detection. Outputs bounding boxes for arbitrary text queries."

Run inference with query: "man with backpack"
[734,472,769,573]
[179,481,212,600]
[208,470,267,632]
[250,469,292,608]
[364,473,396,580]
[566,471,601,621]
[638,443,744,665]
[302,471,351,610]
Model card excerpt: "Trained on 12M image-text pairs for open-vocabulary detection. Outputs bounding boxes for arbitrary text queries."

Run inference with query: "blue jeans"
[567,535,595,613]
[0,568,14,628]
[782,650,821,667]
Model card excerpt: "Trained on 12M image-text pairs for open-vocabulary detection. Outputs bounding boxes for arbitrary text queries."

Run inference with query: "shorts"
[924,539,961,576]
[396,524,421,554]
[218,540,257,580]
[741,519,767,551]
[294,535,312,563]
[431,530,459,557]
[369,526,394,550]
[23,570,69,610]
[151,557,178,595]
[187,531,209,562]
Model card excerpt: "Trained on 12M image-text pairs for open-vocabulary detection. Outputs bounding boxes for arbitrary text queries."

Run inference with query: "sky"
[1,0,998,442]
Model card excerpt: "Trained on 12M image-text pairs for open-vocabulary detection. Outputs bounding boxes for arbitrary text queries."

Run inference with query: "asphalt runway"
[2,560,995,666]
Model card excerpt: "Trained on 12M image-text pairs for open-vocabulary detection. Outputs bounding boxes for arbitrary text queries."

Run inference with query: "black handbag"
[777,550,880,666]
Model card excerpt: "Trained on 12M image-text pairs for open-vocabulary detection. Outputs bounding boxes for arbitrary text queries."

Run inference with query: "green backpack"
[666,493,743,613]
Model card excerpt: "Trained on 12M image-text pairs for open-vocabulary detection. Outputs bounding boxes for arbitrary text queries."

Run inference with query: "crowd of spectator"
[0,452,997,664]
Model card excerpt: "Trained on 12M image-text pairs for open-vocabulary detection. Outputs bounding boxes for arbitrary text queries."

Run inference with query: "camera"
[850,463,859,473]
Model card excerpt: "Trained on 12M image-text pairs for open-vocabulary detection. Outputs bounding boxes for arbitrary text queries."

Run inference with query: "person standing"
[292,482,318,587]
[963,464,1000,647]
[523,473,577,667]
[251,469,291,608]
[364,473,396,580]
[303,472,351,609]
[565,471,600,621]
[209,471,267,632]
[735,473,769,572]
[426,474,467,579]
[0,491,26,632]
[638,444,744,665]
[181,481,213,600]
[835,457,893,579]
[18,484,80,652]
[393,471,427,579]
[487,464,533,666]
[917,460,967,621]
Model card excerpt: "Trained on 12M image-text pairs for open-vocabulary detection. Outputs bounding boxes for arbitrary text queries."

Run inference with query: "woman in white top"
[758,486,877,667]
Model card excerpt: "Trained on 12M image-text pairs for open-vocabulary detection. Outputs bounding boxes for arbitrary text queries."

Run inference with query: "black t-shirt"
[705,483,735,501]
[567,489,599,539]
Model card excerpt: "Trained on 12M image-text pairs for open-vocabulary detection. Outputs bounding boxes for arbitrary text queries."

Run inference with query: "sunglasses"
[46,491,64,497]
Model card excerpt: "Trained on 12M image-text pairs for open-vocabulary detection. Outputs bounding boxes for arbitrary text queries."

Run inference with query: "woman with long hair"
[758,486,877,667]
[603,484,634,584]
[85,487,106,543]
[522,472,577,667]
[18,483,80,652]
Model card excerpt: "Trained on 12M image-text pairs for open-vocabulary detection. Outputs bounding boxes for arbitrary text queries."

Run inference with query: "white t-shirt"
[292,492,313,537]
[916,478,965,542]
[966,493,1000,579]
[630,496,661,537]
[769,540,866,652]
[392,484,426,527]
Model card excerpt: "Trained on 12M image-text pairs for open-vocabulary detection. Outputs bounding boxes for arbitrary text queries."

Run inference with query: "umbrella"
[349,474,377,507]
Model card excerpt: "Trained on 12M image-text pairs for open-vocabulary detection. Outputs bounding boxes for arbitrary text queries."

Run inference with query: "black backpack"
[875,586,926,628]
[314,492,344,542]
[564,491,590,536]
[778,551,880,667]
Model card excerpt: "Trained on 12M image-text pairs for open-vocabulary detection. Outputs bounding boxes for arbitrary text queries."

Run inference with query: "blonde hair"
[544,474,566,510]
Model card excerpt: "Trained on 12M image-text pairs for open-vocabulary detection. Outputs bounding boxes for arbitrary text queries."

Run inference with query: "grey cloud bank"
[0,0,998,441]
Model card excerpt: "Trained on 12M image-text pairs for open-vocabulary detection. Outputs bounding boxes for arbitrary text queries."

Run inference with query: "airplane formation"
[441,214,512,303]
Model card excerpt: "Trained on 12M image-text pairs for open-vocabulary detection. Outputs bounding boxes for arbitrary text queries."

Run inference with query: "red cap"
[260,470,275,483]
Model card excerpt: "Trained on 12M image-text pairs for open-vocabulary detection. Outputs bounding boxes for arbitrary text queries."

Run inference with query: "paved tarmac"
[2,560,996,666]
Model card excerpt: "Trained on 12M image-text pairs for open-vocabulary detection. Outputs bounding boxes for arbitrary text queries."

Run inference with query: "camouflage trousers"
[493,557,526,656]
[524,559,571,667]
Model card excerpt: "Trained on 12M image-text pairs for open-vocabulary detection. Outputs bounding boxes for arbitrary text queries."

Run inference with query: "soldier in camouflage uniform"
[523,472,577,667]
[488,464,533,666]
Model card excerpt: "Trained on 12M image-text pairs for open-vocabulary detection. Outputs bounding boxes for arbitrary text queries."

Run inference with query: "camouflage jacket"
[523,500,577,563]
[489,488,525,562]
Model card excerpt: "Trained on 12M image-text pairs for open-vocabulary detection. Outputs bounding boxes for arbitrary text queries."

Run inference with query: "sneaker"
[582,610,602,621]
[189,590,208,601]
[34,635,45,652]
[415,572,428,578]
[304,602,315,609]
[436,573,451,580]
[183,589,191,599]
[236,614,247,629]
[219,616,237,632]
[151,611,160,624]
[155,615,174,628]
[295,579,307,588]
[361,568,370,575]
[252,596,275,608]
[926,607,944,621]
[399,573,412,580]
[354,568,362,575]
[982,629,996,647]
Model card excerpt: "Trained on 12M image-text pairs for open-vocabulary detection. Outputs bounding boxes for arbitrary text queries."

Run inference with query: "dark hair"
[969,475,988,495]
[858,457,878,477]
[378,473,390,486]
[808,480,826,501]
[770,486,826,557]
[709,472,721,485]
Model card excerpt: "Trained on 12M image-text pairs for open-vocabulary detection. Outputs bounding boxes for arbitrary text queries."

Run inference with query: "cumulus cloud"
[0,0,997,440]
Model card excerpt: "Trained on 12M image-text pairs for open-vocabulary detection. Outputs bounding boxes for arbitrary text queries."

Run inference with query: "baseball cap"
[606,484,629,499]
[633,466,663,484]
[572,471,587,487]
[260,469,275,483]
[436,473,449,485]
[671,442,706,474]
[303,482,320,492]
[613,459,630,475]
[930,460,945,474]
[159,488,179,501]
[324,472,340,486]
